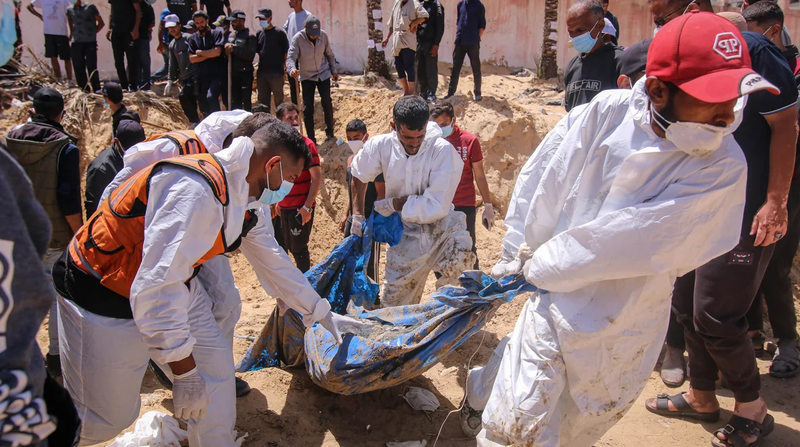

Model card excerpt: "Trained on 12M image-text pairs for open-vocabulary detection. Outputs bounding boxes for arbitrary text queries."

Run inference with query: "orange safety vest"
[145,130,207,156]
[56,153,242,319]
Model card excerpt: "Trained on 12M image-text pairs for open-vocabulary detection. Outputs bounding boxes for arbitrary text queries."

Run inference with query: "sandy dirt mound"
[8,69,799,447]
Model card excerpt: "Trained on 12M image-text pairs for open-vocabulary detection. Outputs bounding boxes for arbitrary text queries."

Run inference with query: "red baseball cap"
[646,11,779,103]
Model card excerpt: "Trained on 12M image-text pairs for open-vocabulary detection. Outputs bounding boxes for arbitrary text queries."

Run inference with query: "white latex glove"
[374,198,395,217]
[165,80,173,94]
[490,243,532,279]
[482,203,495,229]
[172,367,208,422]
[351,214,365,237]
[319,311,366,344]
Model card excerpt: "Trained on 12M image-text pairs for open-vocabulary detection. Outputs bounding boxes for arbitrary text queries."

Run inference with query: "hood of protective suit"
[630,77,746,155]
[193,110,252,152]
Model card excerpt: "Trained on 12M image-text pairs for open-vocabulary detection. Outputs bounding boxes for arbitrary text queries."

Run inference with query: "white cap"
[165,14,181,28]
[603,17,617,35]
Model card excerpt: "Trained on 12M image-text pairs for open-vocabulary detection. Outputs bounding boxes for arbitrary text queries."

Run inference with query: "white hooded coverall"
[470,80,748,447]
[59,134,332,447]
[350,122,476,306]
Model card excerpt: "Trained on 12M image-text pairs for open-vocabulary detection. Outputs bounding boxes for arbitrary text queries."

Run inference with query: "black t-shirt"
[563,43,622,112]
[201,0,228,22]
[733,32,799,222]
[108,0,139,34]
[167,0,194,25]
[188,28,225,79]
[256,27,289,77]
[138,1,155,40]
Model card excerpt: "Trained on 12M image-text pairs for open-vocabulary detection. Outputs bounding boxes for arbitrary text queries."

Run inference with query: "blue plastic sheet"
[304,272,536,395]
[236,213,403,371]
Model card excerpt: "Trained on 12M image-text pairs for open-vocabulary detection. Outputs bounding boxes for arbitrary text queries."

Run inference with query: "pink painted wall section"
[16,0,800,80]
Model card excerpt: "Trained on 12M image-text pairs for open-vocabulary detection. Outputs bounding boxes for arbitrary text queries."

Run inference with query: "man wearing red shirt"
[273,102,322,272]
[431,101,494,268]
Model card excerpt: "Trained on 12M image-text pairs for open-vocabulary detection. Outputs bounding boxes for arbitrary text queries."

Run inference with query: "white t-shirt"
[31,0,70,36]
[284,9,310,42]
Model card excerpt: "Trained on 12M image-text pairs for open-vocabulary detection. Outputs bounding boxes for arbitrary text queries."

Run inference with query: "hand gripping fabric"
[303,272,537,395]
[236,212,403,371]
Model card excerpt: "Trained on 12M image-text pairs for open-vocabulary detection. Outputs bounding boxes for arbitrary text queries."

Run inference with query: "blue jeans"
[152,49,169,80]
[134,38,151,89]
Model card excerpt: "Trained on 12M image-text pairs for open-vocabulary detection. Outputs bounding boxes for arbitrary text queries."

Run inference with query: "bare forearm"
[305,168,322,209]
[474,171,492,205]
[766,110,798,203]
[65,213,83,234]
[353,178,367,215]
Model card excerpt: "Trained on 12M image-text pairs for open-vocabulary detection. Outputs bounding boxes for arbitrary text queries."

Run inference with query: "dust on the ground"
[10,65,799,447]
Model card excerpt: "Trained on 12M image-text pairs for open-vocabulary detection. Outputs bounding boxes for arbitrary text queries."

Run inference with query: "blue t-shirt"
[160,7,170,44]
[733,31,799,222]
[455,0,485,46]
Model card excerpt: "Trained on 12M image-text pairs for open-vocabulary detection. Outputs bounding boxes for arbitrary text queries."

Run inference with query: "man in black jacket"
[224,10,257,111]
[416,0,445,102]
[84,120,146,218]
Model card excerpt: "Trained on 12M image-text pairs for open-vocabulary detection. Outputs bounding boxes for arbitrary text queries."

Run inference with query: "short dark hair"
[251,104,270,114]
[102,81,123,104]
[346,119,367,133]
[233,112,278,138]
[743,0,784,26]
[569,0,605,20]
[275,102,299,120]
[602,0,609,4]
[193,10,209,20]
[429,101,454,119]
[393,96,429,131]
[252,121,312,169]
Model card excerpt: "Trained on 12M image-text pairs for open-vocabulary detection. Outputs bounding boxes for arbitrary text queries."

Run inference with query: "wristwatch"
[301,205,311,213]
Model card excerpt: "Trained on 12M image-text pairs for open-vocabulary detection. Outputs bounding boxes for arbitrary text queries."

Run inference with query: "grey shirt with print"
[67,2,100,43]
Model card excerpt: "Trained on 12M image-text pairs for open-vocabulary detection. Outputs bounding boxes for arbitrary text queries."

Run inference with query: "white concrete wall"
[18,0,800,79]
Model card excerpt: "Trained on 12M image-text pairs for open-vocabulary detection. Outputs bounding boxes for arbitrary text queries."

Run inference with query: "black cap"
[227,9,245,21]
[102,81,123,104]
[304,15,321,36]
[619,38,651,78]
[256,8,272,19]
[115,120,146,151]
[32,87,64,114]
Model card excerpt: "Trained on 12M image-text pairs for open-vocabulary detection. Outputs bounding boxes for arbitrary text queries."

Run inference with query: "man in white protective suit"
[458,12,780,447]
[100,110,268,398]
[51,118,363,447]
[349,95,475,307]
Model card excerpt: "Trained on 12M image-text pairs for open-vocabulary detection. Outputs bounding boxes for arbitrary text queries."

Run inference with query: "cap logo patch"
[713,32,742,60]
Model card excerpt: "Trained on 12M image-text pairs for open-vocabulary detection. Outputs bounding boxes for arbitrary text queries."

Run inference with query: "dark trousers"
[672,231,775,403]
[455,205,479,270]
[746,186,800,340]
[110,31,138,90]
[301,78,334,144]
[70,41,100,92]
[277,207,315,273]
[257,73,285,112]
[152,50,169,80]
[447,43,481,97]
[230,70,254,111]
[416,41,439,97]
[289,75,299,105]
[198,77,222,115]
[179,78,201,124]
[134,38,151,89]
[666,311,686,350]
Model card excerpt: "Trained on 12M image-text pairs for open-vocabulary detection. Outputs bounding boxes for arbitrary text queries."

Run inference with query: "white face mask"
[292,125,301,133]
[651,103,729,157]
[347,138,365,154]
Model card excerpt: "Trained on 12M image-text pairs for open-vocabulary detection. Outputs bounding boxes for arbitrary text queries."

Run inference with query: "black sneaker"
[474,94,483,102]
[45,354,61,378]
[460,401,483,438]
[235,377,252,397]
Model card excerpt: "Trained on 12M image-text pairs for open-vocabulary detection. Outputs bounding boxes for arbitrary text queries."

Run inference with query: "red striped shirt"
[279,136,321,209]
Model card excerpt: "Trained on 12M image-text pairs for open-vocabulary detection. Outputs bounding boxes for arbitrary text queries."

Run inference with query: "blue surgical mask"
[103,99,109,107]
[571,19,600,54]
[258,161,294,205]
[260,20,271,29]
[440,123,454,138]
[68,0,78,4]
